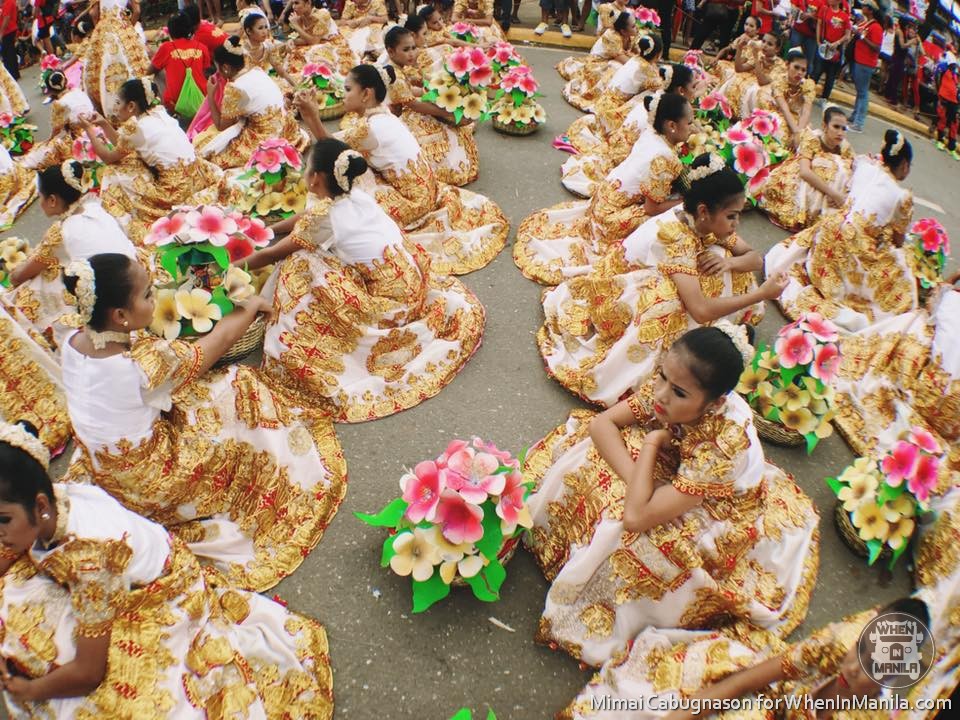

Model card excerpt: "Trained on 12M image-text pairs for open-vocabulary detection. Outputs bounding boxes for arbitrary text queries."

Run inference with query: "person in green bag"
[150,11,211,119]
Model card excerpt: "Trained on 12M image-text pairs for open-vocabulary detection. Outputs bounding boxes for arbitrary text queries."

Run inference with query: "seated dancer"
[416,4,480,76]
[0,144,35,230]
[451,0,507,43]
[0,421,335,719]
[5,163,137,351]
[559,11,637,112]
[515,93,693,285]
[193,37,308,171]
[282,0,358,77]
[585,33,664,139]
[560,597,929,718]
[526,324,820,667]
[709,14,761,85]
[383,25,480,187]
[765,130,915,332]
[537,154,782,407]
[757,47,815,150]
[297,64,508,276]
[250,139,484,422]
[758,105,854,232]
[79,0,150,116]
[20,70,95,172]
[83,78,223,241]
[58,254,347,592]
[718,31,784,119]
[595,1,629,35]
[241,10,296,94]
[339,0,390,59]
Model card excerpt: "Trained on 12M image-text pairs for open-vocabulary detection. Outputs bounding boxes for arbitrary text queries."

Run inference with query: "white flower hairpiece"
[687,153,726,183]
[889,131,905,156]
[648,91,663,125]
[0,421,50,470]
[64,259,96,326]
[713,320,754,366]
[60,161,86,194]
[224,37,245,56]
[375,64,393,90]
[141,78,157,106]
[662,64,674,90]
[333,149,363,192]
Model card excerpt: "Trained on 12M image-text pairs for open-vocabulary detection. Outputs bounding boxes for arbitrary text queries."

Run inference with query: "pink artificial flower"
[496,470,531,534]
[490,43,516,64]
[635,8,652,23]
[748,113,777,137]
[242,217,274,247]
[0,112,12,127]
[71,137,96,162]
[809,342,841,384]
[40,54,60,71]
[252,148,284,174]
[797,312,839,343]
[186,206,239,247]
[908,426,942,455]
[774,328,815,368]
[725,126,753,144]
[225,235,254,262]
[881,441,920,487]
[434,490,484,544]
[747,165,771,196]
[436,439,469,468]
[732,141,767,178]
[683,50,703,67]
[260,138,286,149]
[917,226,947,253]
[282,144,302,170]
[145,212,188,245]
[517,73,538,95]
[451,21,474,35]
[500,70,522,91]
[470,437,515,465]
[467,47,488,70]
[446,445,506,503]
[447,50,472,76]
[717,95,733,118]
[908,453,939,502]
[469,63,494,87]
[302,62,332,79]
[698,94,718,111]
[401,460,446,523]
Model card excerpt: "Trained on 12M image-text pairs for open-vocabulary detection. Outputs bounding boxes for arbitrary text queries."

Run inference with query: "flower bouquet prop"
[450,21,481,44]
[71,131,109,190]
[490,66,545,136]
[37,54,61,90]
[356,439,533,613]
[234,138,307,221]
[300,62,345,119]
[422,48,495,125]
[827,428,941,568]
[0,112,35,156]
[908,218,950,303]
[634,7,661,32]
[736,313,841,453]
[486,42,523,80]
[0,237,29,287]
[145,206,273,363]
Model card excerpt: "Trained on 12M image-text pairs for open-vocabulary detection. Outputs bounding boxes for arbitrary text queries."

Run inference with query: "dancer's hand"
[697,252,731,276]
[759,271,789,300]
[237,295,274,323]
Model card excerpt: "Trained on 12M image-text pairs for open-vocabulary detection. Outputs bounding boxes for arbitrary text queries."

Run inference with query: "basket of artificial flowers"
[490,66,545,136]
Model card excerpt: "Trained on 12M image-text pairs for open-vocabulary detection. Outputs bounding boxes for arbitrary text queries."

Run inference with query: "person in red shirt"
[936,62,959,158]
[1,0,19,80]
[150,12,211,116]
[751,0,775,36]
[183,4,226,55]
[848,0,882,131]
[789,0,823,70]
[811,0,851,100]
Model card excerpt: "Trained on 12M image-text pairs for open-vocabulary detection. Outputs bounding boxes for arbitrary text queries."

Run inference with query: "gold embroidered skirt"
[81,11,150,117]
[0,62,29,116]
[283,36,358,78]
[401,108,480,187]
[0,160,37,230]
[192,108,309,172]
[758,151,853,232]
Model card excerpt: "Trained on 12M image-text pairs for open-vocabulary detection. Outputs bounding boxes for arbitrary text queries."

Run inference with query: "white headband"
[0,421,50,470]
[64,259,96,326]
[648,91,663,126]
[141,78,156,106]
[662,64,674,89]
[61,161,85,194]
[687,153,726,183]
[333,149,363,192]
[889,131,905,156]
[714,320,754,366]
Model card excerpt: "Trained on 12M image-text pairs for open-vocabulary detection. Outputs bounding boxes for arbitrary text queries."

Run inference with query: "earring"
[41,512,50,520]
[123,320,129,327]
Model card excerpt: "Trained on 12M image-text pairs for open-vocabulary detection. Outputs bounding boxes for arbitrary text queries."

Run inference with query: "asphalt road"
[13,41,959,720]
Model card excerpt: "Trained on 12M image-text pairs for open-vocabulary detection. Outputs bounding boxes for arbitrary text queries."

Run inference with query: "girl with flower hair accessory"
[248,138,484,422]
[535,153,786,406]
[515,93,693,285]
[239,12,296,96]
[77,0,150,117]
[451,0,506,43]
[296,63,508,275]
[193,38,309,171]
[57,252,347,592]
[558,11,639,112]
[765,129,916,333]
[525,324,820,668]
[339,0,390,59]
[4,162,138,351]
[19,70,95,172]
[756,47,816,150]
[0,142,36,231]
[282,0,359,77]
[758,105,854,232]
[81,78,225,241]
[717,31,785,119]
[383,26,479,187]
[0,420,337,719]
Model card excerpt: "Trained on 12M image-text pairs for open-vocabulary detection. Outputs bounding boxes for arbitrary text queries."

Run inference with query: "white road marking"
[915,197,946,214]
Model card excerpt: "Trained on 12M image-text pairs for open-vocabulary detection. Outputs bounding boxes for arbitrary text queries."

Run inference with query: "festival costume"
[0,144,35,229]
[765,157,915,332]
[283,8,359,77]
[515,130,683,285]
[758,128,854,232]
[261,188,484,422]
[453,0,506,42]
[0,60,29,115]
[718,52,783,119]
[559,30,630,112]
[758,75,816,148]
[19,89,95,171]
[60,333,347,592]
[525,381,819,667]
[4,483,335,719]
[193,66,308,171]
[80,0,150,116]
[536,206,764,406]
[386,62,479,187]
[338,106,508,275]
[339,0,389,58]
[242,37,293,95]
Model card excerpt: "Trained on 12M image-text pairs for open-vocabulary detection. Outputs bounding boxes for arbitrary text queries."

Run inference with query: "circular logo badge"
[858,612,935,689]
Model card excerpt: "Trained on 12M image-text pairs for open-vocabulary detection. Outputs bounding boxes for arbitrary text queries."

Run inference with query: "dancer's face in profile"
[652,349,723,425]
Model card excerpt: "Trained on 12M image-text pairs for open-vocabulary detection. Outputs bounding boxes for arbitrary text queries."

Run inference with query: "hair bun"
[346,153,368,180]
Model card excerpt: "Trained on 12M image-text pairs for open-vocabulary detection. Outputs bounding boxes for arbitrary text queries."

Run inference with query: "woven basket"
[492,118,540,136]
[451,535,520,587]
[752,409,805,447]
[213,315,266,367]
[834,501,892,561]
[317,101,345,120]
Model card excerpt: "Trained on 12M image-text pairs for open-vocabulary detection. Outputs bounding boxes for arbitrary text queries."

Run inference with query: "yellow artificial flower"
[852,457,876,475]
[497,105,516,124]
[175,286,222,334]
[436,85,462,112]
[389,528,441,582]
[882,494,916,522]
[802,376,835,402]
[223,266,256,303]
[736,366,769,395]
[428,71,452,89]
[532,103,546,124]
[255,191,286,217]
[810,398,829,416]
[149,288,182,341]
[886,516,915,550]
[779,406,817,435]
[514,103,535,124]
[279,184,306,214]
[461,93,486,120]
[758,350,781,372]
[773,383,810,411]
[814,416,834,439]
[837,472,878,512]
[852,501,890,542]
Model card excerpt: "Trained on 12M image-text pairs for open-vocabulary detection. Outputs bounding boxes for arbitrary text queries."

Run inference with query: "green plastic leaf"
[380,532,403,567]
[411,570,451,613]
[449,711,472,720]
[354,498,409,528]
[422,89,439,102]
[486,711,497,720]
[803,432,818,455]
[475,505,503,560]
[494,88,505,100]
[209,286,235,317]
[877,481,905,505]
[206,244,230,270]
[453,108,464,124]
[159,244,194,281]
[866,538,883,566]
[465,557,506,602]
[825,476,844,495]
[779,365,804,387]
[764,406,780,423]
[263,170,284,186]
[888,540,909,569]
[517,446,528,469]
